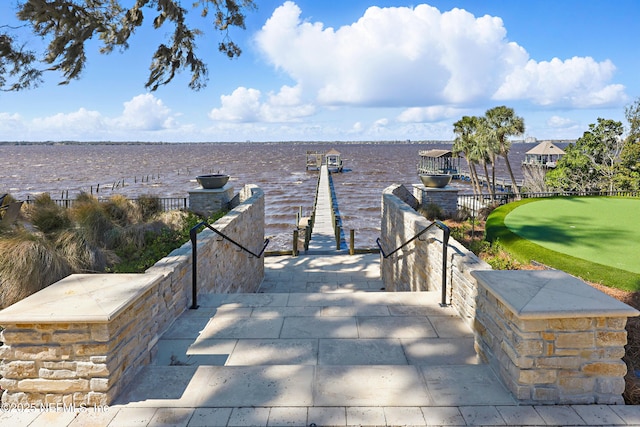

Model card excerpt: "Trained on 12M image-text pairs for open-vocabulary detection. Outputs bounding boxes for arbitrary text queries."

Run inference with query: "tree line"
[452,100,640,198]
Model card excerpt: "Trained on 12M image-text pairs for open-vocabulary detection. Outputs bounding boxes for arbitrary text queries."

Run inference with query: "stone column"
[188,184,234,217]
[413,184,459,217]
[472,269,639,404]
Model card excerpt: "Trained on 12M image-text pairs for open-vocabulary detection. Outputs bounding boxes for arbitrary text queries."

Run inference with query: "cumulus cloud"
[112,94,177,130]
[254,2,627,110]
[547,115,578,129]
[209,85,315,123]
[0,113,24,131]
[32,108,106,132]
[397,106,465,122]
[1,94,182,140]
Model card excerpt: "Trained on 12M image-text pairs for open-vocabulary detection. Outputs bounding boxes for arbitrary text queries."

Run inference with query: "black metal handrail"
[376,220,450,307]
[189,221,269,309]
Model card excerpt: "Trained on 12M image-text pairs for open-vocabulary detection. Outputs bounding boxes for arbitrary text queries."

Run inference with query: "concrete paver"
[534,404,589,425]
[4,254,640,426]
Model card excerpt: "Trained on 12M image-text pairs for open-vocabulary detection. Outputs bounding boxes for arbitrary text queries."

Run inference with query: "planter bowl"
[197,174,229,189]
[419,174,452,188]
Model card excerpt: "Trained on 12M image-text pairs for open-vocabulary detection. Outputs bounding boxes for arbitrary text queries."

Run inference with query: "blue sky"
[1,0,638,142]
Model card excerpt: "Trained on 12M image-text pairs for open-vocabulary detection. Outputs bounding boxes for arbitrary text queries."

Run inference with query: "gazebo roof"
[418,149,452,158]
[326,148,341,156]
[526,141,565,156]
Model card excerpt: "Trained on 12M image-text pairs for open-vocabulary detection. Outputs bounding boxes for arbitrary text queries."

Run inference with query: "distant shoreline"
[0,139,575,146]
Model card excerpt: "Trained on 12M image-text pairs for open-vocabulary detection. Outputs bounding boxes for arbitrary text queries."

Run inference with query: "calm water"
[1,141,547,250]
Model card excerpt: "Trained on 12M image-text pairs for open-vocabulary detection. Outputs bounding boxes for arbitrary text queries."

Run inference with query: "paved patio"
[3,254,640,426]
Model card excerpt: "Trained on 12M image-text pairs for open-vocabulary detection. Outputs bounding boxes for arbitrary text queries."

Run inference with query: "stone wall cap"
[471,270,640,319]
[0,273,164,324]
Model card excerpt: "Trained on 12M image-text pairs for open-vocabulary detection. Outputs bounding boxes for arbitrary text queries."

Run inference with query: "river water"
[1,141,554,250]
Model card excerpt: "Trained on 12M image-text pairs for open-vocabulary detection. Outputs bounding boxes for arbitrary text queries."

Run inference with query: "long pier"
[304,165,345,254]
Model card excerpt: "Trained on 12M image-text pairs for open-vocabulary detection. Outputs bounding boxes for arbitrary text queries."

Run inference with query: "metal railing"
[23,196,188,211]
[458,190,640,216]
[376,220,450,307]
[189,221,269,309]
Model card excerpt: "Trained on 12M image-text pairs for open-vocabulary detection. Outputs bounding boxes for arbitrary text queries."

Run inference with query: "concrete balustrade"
[0,184,265,406]
[380,183,639,405]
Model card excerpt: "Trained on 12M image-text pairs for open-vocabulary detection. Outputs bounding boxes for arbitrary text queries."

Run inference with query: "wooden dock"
[300,165,345,254]
[455,172,524,192]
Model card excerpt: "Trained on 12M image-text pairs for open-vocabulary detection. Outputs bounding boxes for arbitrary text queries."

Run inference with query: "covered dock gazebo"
[417,149,459,176]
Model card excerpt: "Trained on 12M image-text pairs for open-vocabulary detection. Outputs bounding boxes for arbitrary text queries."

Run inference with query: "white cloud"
[209,85,315,123]
[0,113,24,131]
[255,2,627,109]
[397,106,464,122]
[112,94,177,130]
[0,94,182,140]
[32,108,106,133]
[494,57,627,107]
[547,115,578,128]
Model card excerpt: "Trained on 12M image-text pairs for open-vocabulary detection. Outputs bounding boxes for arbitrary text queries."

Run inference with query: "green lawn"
[486,197,640,291]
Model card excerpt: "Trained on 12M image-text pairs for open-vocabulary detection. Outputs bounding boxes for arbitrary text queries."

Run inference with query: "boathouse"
[522,141,565,168]
[417,149,459,176]
[325,149,343,172]
[306,149,344,172]
[305,151,323,171]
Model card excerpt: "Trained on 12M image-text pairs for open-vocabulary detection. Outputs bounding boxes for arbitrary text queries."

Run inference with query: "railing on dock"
[327,171,342,250]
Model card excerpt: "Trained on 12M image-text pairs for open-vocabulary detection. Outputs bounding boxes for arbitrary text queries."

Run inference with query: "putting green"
[504,197,640,274]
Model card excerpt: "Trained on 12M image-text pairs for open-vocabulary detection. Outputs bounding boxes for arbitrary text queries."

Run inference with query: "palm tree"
[485,106,525,196]
[472,117,496,200]
[452,116,483,195]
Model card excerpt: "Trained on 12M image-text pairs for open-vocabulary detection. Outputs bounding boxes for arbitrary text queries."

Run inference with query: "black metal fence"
[23,196,188,212]
[457,190,640,216]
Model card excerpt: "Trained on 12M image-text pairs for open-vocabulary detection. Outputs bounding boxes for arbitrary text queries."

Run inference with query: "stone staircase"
[115,254,515,413]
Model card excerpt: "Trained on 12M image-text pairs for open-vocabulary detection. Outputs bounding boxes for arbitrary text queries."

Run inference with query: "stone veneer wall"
[0,184,265,407]
[472,270,637,405]
[412,184,459,217]
[380,184,637,404]
[380,184,490,324]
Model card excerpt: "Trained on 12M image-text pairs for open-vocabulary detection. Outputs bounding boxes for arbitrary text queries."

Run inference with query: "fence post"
[349,229,355,255]
[304,226,311,251]
[293,229,299,257]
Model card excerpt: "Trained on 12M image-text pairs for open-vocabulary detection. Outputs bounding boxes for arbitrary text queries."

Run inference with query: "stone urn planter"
[196,174,230,189]
[419,174,452,188]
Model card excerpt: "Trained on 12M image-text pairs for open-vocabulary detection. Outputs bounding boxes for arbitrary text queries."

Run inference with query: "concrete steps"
[116,276,515,408]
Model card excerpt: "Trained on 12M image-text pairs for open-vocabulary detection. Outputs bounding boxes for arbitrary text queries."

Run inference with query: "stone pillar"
[472,269,639,405]
[188,184,234,217]
[413,184,459,217]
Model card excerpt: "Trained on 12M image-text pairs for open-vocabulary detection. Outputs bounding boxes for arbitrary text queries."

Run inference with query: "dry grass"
[54,230,110,273]
[102,194,142,226]
[0,231,71,309]
[69,194,115,247]
[25,193,71,233]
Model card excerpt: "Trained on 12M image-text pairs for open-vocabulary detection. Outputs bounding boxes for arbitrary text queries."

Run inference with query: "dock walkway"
[306,164,345,254]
